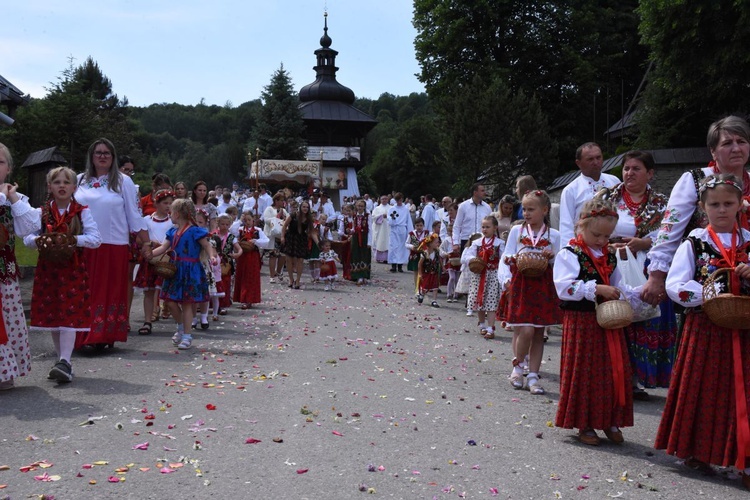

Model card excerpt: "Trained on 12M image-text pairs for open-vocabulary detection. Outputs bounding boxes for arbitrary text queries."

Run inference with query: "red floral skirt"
[505,265,561,327]
[76,245,130,348]
[556,310,633,431]
[233,251,261,305]
[655,311,750,468]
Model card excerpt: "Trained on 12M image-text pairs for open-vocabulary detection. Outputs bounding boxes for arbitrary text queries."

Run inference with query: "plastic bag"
[615,246,661,322]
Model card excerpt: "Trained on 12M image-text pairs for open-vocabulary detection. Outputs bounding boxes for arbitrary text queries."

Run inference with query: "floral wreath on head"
[581,208,618,220]
[418,233,439,253]
[154,189,175,203]
[699,175,743,195]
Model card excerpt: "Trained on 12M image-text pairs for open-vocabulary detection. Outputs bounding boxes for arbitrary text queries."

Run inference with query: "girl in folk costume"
[553,198,647,446]
[307,213,325,284]
[455,233,482,313]
[134,189,174,335]
[439,203,461,303]
[463,216,504,339]
[0,144,40,389]
[337,204,354,281]
[498,190,561,395]
[193,209,222,330]
[24,167,100,383]
[350,199,371,285]
[146,199,218,350]
[215,214,242,317]
[234,213,268,308]
[417,233,442,308]
[656,174,750,488]
[406,217,428,291]
[318,239,341,291]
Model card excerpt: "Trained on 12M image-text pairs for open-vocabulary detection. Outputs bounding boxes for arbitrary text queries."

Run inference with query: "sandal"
[138,322,152,336]
[240,304,250,310]
[509,371,524,389]
[212,315,219,321]
[430,301,440,308]
[526,374,545,395]
[578,429,601,446]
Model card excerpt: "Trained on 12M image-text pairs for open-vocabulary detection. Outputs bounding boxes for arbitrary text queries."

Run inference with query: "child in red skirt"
[318,239,340,291]
[553,198,644,446]
[406,218,428,292]
[214,214,242,318]
[25,167,101,383]
[134,189,174,335]
[658,174,750,488]
[234,214,268,308]
[417,233,442,307]
[499,190,561,395]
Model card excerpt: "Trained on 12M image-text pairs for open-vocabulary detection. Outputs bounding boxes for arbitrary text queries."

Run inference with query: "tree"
[636,0,750,148]
[439,74,558,197]
[252,64,306,160]
[413,0,646,164]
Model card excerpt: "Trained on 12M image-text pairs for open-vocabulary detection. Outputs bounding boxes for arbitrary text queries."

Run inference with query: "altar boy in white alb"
[387,192,413,273]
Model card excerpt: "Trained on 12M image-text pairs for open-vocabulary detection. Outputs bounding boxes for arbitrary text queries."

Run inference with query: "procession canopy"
[249,159,322,183]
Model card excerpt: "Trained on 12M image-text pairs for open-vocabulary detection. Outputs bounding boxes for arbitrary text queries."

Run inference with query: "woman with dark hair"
[642,115,750,305]
[75,138,148,349]
[191,181,218,231]
[140,173,172,216]
[597,150,674,397]
[281,199,314,289]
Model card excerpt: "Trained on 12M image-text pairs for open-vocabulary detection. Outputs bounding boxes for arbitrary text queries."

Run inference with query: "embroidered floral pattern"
[678,290,695,303]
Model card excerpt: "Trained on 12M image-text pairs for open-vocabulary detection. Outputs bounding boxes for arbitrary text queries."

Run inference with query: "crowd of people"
[0,114,748,489]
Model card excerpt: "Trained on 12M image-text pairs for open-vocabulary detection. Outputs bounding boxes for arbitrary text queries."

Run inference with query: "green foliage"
[636,0,750,147]
[253,64,306,160]
[413,0,646,166]
[438,74,558,197]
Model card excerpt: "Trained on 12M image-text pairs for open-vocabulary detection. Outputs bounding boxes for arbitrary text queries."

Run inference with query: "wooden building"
[21,147,69,207]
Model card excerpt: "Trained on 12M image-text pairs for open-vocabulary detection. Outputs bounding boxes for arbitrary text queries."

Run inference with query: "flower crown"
[418,233,439,252]
[699,176,743,194]
[154,190,175,203]
[581,208,617,219]
[197,208,210,219]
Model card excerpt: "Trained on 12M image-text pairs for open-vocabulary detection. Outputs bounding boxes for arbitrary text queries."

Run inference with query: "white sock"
[212,297,220,316]
[58,328,76,363]
[192,318,199,327]
[527,372,539,384]
[177,323,184,333]
[50,330,61,359]
[200,313,208,323]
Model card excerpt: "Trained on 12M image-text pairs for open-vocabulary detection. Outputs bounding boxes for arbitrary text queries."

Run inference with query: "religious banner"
[249,159,322,183]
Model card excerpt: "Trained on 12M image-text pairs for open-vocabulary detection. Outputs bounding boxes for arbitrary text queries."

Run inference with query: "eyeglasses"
[94,151,112,158]
[121,169,134,176]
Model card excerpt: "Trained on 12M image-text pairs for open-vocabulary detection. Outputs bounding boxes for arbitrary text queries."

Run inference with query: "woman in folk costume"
[387,192,414,273]
[371,195,391,263]
[349,199,372,284]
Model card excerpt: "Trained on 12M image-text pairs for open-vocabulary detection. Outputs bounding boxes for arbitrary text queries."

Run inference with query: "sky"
[2,0,426,108]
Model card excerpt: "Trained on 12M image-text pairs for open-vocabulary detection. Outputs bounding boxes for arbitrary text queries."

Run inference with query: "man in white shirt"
[436,196,453,239]
[420,194,437,234]
[452,183,492,252]
[363,194,374,214]
[217,192,233,215]
[558,142,620,243]
[310,189,322,213]
[242,190,262,217]
[318,192,336,220]
[258,184,273,217]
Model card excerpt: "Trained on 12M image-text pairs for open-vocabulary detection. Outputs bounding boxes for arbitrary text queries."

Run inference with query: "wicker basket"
[515,250,548,277]
[596,295,633,329]
[449,257,462,267]
[36,232,77,263]
[220,261,232,277]
[468,257,486,274]
[149,253,177,279]
[703,268,750,329]
[239,240,255,252]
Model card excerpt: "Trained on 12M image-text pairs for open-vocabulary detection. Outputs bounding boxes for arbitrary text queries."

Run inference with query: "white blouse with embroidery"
[497,224,561,289]
[75,173,147,245]
[665,227,750,307]
[21,206,101,249]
